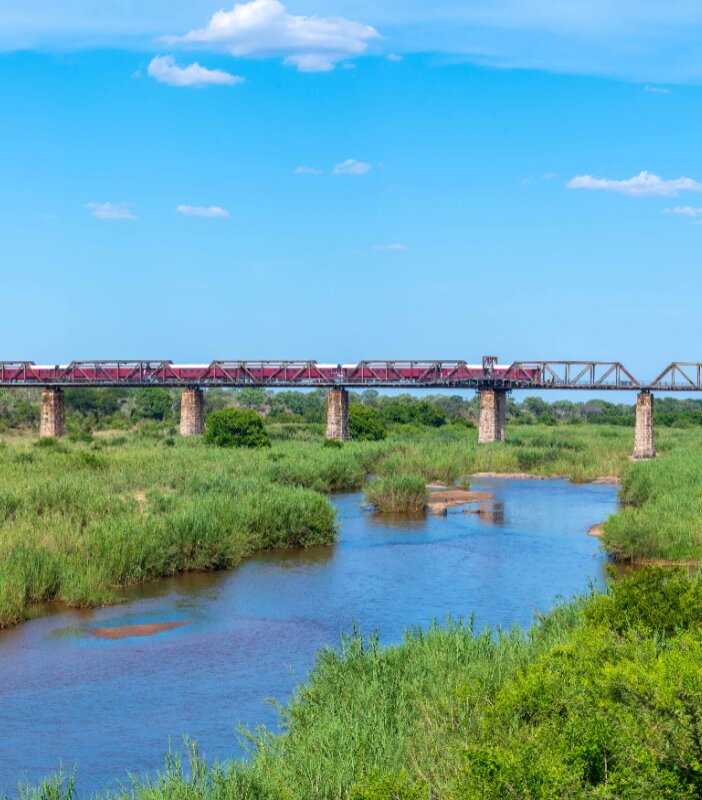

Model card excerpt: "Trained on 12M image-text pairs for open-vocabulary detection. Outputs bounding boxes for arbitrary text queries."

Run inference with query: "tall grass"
[0,422,690,627]
[365,475,428,513]
[603,444,702,561]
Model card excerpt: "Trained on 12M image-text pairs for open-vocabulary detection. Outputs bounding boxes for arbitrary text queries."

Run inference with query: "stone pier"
[632,390,655,459]
[326,388,350,440]
[180,388,205,436]
[478,388,506,443]
[40,388,65,437]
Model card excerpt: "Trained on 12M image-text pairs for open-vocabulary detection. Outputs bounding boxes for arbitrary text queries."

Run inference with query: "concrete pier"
[180,388,205,436]
[326,388,350,440]
[633,390,655,459]
[40,388,65,437]
[478,388,506,443]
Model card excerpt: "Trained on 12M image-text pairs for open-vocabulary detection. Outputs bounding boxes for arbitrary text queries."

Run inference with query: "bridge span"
[4,357,700,458]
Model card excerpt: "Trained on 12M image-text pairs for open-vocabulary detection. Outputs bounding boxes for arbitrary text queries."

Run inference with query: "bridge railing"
[649,363,702,390]
[501,361,641,390]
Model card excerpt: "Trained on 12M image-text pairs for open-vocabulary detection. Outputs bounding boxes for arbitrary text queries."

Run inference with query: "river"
[0,477,617,795]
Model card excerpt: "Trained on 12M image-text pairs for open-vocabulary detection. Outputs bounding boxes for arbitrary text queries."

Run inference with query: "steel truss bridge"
[0,358,701,391]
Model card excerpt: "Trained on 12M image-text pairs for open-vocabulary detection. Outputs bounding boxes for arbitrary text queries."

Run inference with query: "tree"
[235,388,269,410]
[134,388,173,420]
[349,404,387,441]
[204,407,270,448]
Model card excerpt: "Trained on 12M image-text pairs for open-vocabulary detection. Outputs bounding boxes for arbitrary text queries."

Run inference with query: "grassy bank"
[603,444,702,562]
[1,423,698,627]
[23,568,702,799]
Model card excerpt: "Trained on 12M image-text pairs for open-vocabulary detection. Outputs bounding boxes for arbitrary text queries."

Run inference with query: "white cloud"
[386,53,404,62]
[10,1,702,83]
[148,55,243,87]
[86,202,136,220]
[333,158,372,175]
[567,170,702,197]
[664,206,702,217]
[645,85,671,93]
[294,166,321,174]
[176,204,230,217]
[164,0,380,73]
[373,243,407,251]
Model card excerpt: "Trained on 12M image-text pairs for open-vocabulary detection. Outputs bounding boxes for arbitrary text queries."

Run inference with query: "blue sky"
[1,1,701,383]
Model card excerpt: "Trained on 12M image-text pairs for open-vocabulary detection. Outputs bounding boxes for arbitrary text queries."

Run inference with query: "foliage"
[204,408,270,449]
[349,403,387,441]
[134,388,173,421]
[381,400,446,428]
[603,444,702,561]
[365,475,428,513]
[587,566,702,635]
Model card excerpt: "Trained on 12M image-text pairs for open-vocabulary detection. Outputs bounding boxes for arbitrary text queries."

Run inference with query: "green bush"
[204,408,271,448]
[134,388,173,421]
[349,404,387,441]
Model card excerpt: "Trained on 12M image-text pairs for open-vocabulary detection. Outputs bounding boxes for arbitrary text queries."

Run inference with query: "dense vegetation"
[603,445,702,563]
[0,422,644,628]
[204,408,271,448]
[4,419,702,627]
[5,386,702,434]
[24,568,702,799]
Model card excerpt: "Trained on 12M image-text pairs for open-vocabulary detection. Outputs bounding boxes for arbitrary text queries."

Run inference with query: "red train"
[0,360,543,386]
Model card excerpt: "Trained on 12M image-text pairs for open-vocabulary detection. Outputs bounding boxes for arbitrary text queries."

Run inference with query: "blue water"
[0,478,617,795]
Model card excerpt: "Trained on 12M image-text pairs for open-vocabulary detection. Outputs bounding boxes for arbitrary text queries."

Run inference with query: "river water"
[0,477,617,796]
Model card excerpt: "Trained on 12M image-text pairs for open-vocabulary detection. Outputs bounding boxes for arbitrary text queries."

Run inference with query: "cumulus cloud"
[567,170,702,197]
[176,205,230,218]
[386,53,404,62]
[86,202,136,220]
[293,166,321,174]
[163,0,380,73]
[645,85,671,93]
[333,158,372,175]
[373,243,407,251]
[148,55,243,87]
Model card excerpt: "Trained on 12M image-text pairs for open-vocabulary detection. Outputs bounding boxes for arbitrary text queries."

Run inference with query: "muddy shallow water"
[0,477,617,795]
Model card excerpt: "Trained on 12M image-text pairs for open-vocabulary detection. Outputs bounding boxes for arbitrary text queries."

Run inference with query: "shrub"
[204,408,270,448]
[134,388,173,421]
[365,475,428,513]
[349,404,387,441]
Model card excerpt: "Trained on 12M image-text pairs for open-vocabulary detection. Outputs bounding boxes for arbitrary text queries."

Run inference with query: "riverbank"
[602,443,702,563]
[21,567,702,800]
[1,423,699,628]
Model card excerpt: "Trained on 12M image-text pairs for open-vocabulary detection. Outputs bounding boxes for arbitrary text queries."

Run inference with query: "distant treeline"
[2,386,702,433]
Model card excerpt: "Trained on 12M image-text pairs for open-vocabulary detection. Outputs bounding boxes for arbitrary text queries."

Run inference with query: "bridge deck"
[0,360,700,390]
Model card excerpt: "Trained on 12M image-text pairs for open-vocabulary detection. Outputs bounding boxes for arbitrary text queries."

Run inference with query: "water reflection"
[478,501,506,527]
[0,478,617,796]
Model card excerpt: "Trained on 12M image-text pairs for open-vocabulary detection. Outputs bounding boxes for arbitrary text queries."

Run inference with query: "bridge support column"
[478,388,506,443]
[632,390,655,459]
[180,388,205,436]
[326,388,350,440]
[40,388,65,438]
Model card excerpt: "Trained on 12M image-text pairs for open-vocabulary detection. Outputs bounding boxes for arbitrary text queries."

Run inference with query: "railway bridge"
[2,357,700,458]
